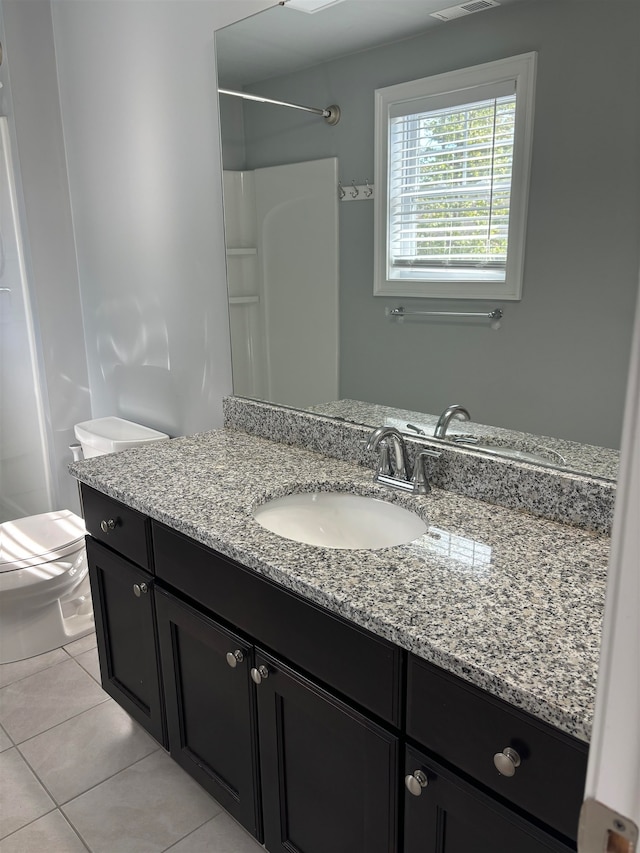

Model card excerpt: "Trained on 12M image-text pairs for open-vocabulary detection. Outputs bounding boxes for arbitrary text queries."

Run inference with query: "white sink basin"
[253,491,426,550]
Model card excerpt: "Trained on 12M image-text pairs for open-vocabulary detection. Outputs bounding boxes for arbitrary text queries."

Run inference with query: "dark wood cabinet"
[407,656,587,843]
[80,485,586,853]
[404,746,573,853]
[153,522,403,727]
[254,649,399,853]
[86,537,165,745]
[155,588,262,839]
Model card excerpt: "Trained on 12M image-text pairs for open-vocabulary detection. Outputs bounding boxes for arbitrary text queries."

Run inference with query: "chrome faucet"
[366,426,409,479]
[434,404,470,439]
[366,426,440,495]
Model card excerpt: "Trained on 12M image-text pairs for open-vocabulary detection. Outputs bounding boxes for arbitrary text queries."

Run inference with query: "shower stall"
[223,157,340,409]
[0,117,52,522]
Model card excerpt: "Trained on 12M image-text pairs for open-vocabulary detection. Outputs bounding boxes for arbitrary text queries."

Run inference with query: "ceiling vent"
[430,0,500,22]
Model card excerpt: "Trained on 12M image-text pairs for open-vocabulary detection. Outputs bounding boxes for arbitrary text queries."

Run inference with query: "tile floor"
[0,633,265,852]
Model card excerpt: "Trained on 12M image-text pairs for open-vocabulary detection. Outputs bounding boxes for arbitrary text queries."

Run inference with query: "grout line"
[0,807,92,851]
[11,686,111,748]
[57,746,163,809]
[0,805,58,845]
[63,808,94,852]
[15,709,160,806]
[0,652,71,691]
[160,808,237,853]
[0,635,98,688]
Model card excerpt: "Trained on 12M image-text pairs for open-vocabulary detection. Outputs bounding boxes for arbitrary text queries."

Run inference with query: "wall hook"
[350,180,359,199]
[338,180,346,200]
[364,179,373,198]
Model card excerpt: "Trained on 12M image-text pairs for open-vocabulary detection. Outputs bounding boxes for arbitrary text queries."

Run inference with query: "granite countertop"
[70,429,609,743]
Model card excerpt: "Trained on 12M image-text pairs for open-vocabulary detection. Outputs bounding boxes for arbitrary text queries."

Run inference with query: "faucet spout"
[434,404,470,439]
[366,426,408,479]
[366,426,440,495]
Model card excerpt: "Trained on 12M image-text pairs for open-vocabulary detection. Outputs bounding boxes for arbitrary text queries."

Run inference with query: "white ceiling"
[215,0,530,87]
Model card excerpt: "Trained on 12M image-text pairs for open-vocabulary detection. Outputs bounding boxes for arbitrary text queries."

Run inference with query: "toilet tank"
[74,417,169,458]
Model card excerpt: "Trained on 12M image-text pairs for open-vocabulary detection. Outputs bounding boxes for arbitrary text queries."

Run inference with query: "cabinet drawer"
[153,522,403,726]
[404,745,574,853]
[407,655,587,842]
[81,484,152,570]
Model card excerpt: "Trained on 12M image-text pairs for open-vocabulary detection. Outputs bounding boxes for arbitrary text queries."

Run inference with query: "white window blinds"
[388,82,516,282]
[374,54,536,300]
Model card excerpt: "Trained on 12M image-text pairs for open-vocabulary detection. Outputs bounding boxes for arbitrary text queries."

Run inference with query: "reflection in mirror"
[215,0,640,482]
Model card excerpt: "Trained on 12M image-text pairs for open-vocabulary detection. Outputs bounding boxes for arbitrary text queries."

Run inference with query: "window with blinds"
[374,54,536,300]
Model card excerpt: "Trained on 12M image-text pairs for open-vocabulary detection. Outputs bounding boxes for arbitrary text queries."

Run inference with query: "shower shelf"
[229,296,260,305]
[227,248,257,256]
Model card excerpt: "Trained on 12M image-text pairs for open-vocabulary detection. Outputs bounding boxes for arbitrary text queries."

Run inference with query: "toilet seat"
[0,510,86,572]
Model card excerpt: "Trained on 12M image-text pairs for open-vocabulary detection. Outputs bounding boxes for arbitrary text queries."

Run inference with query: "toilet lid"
[0,510,86,572]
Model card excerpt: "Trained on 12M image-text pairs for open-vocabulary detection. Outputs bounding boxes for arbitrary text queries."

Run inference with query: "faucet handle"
[411,450,441,495]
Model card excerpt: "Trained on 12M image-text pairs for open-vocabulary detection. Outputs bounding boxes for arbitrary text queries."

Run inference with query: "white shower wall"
[224,157,339,408]
[0,118,52,522]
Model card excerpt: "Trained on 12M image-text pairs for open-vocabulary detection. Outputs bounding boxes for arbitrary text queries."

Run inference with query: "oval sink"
[253,492,426,550]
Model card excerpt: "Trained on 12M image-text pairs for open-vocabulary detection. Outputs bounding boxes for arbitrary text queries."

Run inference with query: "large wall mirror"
[215,0,639,482]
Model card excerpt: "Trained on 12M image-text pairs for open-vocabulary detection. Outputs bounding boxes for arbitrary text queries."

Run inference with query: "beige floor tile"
[0,658,108,743]
[62,751,221,853]
[19,700,159,805]
[166,812,264,853]
[63,632,97,657]
[0,810,88,853]
[0,648,68,689]
[0,727,12,753]
[0,749,54,839]
[75,647,101,683]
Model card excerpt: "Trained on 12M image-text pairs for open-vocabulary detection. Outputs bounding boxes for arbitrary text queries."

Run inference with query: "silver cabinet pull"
[133,582,148,597]
[100,518,116,533]
[405,770,428,796]
[493,747,521,777]
[226,650,244,668]
[250,665,270,684]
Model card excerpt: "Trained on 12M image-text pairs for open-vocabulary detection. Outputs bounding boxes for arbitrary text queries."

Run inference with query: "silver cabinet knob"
[250,665,270,684]
[493,747,521,777]
[226,650,244,668]
[405,770,428,796]
[133,582,148,597]
[100,518,116,533]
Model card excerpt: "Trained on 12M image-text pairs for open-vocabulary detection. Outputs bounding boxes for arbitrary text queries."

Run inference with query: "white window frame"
[374,53,537,300]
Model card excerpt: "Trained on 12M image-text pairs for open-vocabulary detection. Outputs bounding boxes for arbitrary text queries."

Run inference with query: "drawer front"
[404,745,574,853]
[153,522,403,726]
[81,484,152,570]
[407,655,587,842]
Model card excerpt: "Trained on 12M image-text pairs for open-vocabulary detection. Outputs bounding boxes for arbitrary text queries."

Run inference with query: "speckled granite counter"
[224,396,616,535]
[70,429,608,744]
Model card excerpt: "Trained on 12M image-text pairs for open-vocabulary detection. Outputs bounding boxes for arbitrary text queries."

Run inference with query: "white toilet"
[0,417,168,664]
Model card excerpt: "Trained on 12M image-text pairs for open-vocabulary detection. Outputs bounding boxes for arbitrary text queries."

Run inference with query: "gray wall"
[235,0,640,449]
[1,0,92,514]
[51,0,273,439]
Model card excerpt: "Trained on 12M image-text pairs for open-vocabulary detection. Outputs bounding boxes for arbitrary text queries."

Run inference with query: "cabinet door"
[404,746,574,853]
[86,538,165,744]
[155,589,261,840]
[254,650,398,853]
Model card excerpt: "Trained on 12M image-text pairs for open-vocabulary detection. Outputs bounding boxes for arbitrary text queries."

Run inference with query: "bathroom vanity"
[71,427,608,853]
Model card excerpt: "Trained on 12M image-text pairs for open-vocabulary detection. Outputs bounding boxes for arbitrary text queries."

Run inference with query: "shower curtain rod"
[218,88,341,126]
